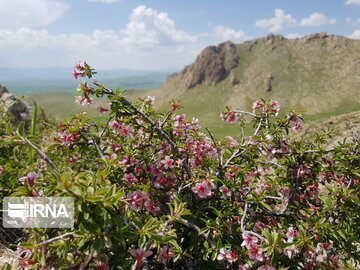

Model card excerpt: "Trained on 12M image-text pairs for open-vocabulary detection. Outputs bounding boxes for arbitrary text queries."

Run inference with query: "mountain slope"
[154,33,360,135]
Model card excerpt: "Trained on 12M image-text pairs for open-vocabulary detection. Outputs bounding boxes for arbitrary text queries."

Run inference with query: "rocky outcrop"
[173,41,239,89]
[0,85,31,126]
[302,32,328,43]
[264,73,273,92]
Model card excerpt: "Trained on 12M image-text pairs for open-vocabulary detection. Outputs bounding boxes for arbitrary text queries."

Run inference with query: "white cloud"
[121,5,196,47]
[255,9,296,32]
[299,13,336,26]
[345,17,360,24]
[0,0,68,29]
[88,0,121,3]
[213,26,245,42]
[285,33,302,39]
[0,26,200,70]
[346,0,360,5]
[349,30,360,39]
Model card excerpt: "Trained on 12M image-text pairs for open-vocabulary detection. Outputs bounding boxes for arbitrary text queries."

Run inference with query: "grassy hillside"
[151,33,360,136]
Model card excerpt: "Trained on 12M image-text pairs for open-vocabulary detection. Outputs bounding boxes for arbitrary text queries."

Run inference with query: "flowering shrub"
[0,61,359,270]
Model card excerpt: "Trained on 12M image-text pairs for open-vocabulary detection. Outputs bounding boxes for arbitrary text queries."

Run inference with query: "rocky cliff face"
[169,41,239,89]
[0,85,31,126]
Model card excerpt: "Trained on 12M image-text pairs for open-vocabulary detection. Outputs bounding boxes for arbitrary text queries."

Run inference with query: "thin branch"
[264,195,283,201]
[90,137,105,160]
[206,128,223,175]
[40,232,74,245]
[254,118,263,136]
[160,111,173,129]
[275,149,334,155]
[22,137,60,174]
[179,218,215,250]
[79,254,93,270]
[233,110,260,118]
[240,202,248,232]
[223,148,244,168]
[99,116,113,138]
[240,202,267,242]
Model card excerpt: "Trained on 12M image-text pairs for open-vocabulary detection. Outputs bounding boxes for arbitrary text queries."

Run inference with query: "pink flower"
[286,227,295,242]
[192,180,213,198]
[119,124,134,138]
[288,113,303,131]
[75,96,92,106]
[248,244,263,261]
[219,185,230,197]
[144,200,160,216]
[70,156,80,164]
[58,130,80,145]
[109,120,121,129]
[96,261,110,270]
[19,259,36,270]
[124,173,138,186]
[283,245,297,259]
[241,232,258,249]
[253,221,269,232]
[220,111,239,123]
[161,156,174,169]
[16,245,32,258]
[145,96,155,105]
[97,104,109,115]
[186,118,201,131]
[19,172,39,187]
[158,246,175,264]
[174,114,186,127]
[76,81,93,94]
[124,191,148,211]
[111,144,121,152]
[217,248,238,263]
[109,121,134,137]
[38,160,47,172]
[130,248,153,268]
[226,136,239,148]
[73,61,86,79]
[252,100,264,111]
[296,165,311,179]
[269,99,280,116]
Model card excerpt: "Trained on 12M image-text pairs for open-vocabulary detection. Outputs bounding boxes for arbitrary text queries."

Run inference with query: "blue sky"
[1,0,360,70]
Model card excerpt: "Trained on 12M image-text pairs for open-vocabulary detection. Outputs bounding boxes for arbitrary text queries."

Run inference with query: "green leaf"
[16,121,25,136]
[92,238,104,255]
[82,220,100,234]
[30,99,38,136]
[0,263,12,270]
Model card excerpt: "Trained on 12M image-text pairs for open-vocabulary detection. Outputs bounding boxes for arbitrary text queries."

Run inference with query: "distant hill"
[0,67,170,95]
[154,32,360,135]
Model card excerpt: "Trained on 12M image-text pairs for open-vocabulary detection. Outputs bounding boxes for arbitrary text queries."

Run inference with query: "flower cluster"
[73,61,86,79]
[192,179,213,198]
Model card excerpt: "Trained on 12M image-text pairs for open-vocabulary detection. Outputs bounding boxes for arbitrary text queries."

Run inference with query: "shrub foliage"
[0,62,359,270]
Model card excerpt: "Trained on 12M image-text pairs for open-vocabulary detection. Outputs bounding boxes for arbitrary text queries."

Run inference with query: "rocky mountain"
[0,85,31,126]
[168,41,239,88]
[155,33,360,135]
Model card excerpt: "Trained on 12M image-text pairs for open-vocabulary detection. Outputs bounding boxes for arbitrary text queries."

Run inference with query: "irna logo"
[2,197,74,228]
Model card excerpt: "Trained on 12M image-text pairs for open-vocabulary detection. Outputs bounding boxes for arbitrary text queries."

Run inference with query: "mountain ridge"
[151,32,360,136]
[158,32,360,113]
